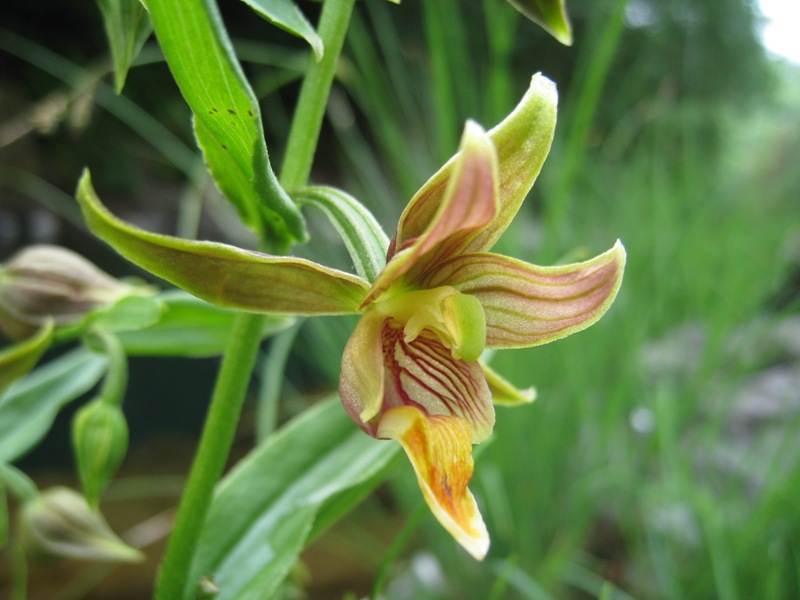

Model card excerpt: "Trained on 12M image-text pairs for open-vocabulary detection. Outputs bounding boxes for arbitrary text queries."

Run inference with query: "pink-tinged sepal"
[365,122,499,306]
[377,406,490,560]
[393,74,557,256]
[424,240,626,348]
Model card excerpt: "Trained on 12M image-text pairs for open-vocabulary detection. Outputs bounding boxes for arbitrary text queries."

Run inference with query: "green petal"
[393,74,557,256]
[443,292,486,362]
[481,361,536,406]
[339,310,386,431]
[508,0,573,46]
[365,121,499,305]
[76,171,369,315]
[423,241,626,348]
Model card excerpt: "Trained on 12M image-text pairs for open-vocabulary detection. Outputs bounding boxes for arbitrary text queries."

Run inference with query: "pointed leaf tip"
[75,170,369,316]
[238,0,324,61]
[508,0,573,46]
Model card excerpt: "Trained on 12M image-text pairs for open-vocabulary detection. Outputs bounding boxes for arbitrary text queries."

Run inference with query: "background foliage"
[2,0,799,598]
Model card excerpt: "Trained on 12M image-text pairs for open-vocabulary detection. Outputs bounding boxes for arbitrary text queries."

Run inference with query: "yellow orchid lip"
[377,406,490,560]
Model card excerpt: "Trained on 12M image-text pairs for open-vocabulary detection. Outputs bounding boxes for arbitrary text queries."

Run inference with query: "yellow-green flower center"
[373,286,486,362]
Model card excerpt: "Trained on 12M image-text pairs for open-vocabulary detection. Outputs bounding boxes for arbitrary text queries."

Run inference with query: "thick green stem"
[155,0,356,597]
[280,0,357,190]
[155,312,264,599]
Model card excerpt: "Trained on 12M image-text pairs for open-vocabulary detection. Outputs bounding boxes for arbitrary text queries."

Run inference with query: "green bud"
[72,399,128,508]
[0,245,134,340]
[18,487,142,563]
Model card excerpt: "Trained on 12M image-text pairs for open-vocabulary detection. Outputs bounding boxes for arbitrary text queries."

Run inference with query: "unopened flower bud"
[0,245,133,340]
[72,399,128,508]
[19,487,142,563]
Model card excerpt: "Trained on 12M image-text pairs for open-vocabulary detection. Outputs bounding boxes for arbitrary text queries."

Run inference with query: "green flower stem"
[155,312,264,599]
[155,1,356,597]
[279,0,357,190]
[88,328,127,407]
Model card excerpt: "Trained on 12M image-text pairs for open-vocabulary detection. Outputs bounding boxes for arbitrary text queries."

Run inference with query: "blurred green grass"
[315,1,800,598]
[3,0,799,597]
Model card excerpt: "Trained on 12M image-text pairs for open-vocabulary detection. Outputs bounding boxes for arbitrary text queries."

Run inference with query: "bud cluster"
[0,245,132,340]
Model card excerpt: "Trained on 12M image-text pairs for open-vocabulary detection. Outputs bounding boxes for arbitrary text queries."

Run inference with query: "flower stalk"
[73,328,129,507]
[155,311,266,599]
[154,0,357,596]
[280,0,356,191]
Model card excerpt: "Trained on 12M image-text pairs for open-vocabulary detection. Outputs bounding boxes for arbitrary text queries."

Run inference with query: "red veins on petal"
[380,321,494,444]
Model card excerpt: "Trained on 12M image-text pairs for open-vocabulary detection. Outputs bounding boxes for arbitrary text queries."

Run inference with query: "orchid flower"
[74,74,625,560]
[337,78,624,559]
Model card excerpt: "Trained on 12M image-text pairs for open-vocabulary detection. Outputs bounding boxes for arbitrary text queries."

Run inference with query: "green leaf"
[507,0,573,45]
[0,462,39,502]
[54,294,165,343]
[0,320,54,397]
[117,291,295,356]
[76,172,370,315]
[187,396,399,600]
[238,0,323,61]
[294,186,389,282]
[140,0,307,248]
[0,473,6,549]
[0,347,108,463]
[91,294,164,332]
[96,0,153,93]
